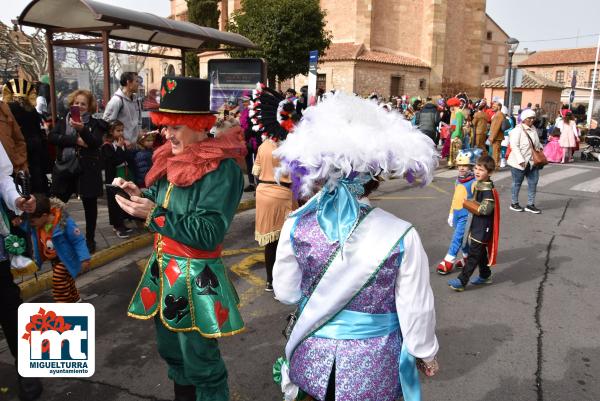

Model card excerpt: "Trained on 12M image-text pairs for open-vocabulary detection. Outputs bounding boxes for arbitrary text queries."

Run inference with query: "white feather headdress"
[274,91,438,197]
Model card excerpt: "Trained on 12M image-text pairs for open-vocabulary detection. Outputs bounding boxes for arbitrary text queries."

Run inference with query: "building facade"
[166,0,510,97]
[482,70,563,118]
[481,16,509,84]
[518,47,599,106]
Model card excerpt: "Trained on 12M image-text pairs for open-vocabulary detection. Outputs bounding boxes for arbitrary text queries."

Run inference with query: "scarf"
[145,130,247,188]
[458,171,474,183]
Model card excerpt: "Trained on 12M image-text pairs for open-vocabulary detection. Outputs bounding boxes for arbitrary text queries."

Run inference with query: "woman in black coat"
[3,79,50,194]
[49,89,106,253]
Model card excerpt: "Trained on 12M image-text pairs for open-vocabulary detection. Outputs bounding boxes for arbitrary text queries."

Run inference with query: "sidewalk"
[12,187,256,297]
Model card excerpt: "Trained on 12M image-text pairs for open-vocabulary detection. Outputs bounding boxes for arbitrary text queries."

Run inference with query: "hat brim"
[150,111,217,132]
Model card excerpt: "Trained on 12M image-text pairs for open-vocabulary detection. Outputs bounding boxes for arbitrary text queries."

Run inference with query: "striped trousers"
[52,262,80,303]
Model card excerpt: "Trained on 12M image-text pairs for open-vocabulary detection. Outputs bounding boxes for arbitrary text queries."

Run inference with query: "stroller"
[581,133,600,161]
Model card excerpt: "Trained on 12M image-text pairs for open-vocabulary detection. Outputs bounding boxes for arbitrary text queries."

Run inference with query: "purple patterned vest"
[289,209,404,401]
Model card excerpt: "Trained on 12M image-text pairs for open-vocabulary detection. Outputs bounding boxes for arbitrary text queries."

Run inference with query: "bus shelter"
[17,0,256,124]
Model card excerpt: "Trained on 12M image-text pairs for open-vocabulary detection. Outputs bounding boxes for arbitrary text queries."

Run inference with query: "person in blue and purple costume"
[270,92,440,401]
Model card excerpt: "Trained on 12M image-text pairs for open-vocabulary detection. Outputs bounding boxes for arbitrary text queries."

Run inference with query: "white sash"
[285,208,412,360]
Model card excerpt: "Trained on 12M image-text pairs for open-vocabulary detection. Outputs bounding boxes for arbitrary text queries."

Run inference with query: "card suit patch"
[164,259,181,287]
[140,287,157,312]
[163,294,188,322]
[214,301,229,328]
[154,215,166,228]
[166,79,177,93]
[195,265,219,295]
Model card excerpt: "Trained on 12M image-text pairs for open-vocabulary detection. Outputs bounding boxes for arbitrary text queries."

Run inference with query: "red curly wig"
[150,112,217,131]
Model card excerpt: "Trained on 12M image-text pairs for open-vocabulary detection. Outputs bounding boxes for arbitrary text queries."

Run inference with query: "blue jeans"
[511,165,540,206]
[447,214,470,259]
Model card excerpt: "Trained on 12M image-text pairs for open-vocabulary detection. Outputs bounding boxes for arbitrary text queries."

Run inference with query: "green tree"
[227,0,331,87]
[185,0,221,76]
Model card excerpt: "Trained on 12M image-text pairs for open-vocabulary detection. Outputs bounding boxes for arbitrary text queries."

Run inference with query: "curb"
[18,198,256,299]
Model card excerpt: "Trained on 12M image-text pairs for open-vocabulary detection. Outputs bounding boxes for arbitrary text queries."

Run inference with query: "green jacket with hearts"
[128,158,245,338]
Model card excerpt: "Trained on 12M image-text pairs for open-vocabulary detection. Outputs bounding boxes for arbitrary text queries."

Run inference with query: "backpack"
[501,117,511,132]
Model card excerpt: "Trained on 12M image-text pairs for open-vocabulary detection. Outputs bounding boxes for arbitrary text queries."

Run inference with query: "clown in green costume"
[114,77,247,401]
[447,97,465,168]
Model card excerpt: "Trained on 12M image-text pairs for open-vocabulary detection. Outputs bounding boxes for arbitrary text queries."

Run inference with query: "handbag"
[523,126,548,167]
[53,147,81,178]
[282,308,298,339]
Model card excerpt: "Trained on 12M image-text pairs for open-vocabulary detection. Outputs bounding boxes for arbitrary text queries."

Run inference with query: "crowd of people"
[0,70,597,401]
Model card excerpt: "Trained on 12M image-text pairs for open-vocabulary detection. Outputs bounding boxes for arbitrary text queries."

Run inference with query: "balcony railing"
[582,81,600,89]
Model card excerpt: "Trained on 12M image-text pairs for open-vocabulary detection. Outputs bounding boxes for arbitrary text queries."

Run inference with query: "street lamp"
[506,37,519,116]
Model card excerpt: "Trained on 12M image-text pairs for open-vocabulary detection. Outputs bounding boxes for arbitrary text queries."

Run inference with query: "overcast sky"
[2,0,599,52]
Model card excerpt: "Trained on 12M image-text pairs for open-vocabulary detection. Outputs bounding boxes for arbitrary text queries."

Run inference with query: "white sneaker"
[500,158,506,168]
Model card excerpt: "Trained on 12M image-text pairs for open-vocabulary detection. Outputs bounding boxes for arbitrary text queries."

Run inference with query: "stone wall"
[481,17,509,83]
[442,0,486,96]
[354,62,430,98]
[320,0,359,43]
[370,0,424,58]
[523,64,597,88]
[280,61,356,93]
[169,0,187,19]
[283,61,430,99]
[169,0,503,98]
[483,87,562,116]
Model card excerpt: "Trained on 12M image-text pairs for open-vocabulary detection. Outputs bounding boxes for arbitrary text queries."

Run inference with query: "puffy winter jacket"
[24,202,90,278]
[416,103,440,139]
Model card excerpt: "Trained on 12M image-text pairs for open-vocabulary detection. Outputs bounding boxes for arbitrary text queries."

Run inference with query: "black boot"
[17,374,43,401]
[174,382,196,401]
[86,239,96,254]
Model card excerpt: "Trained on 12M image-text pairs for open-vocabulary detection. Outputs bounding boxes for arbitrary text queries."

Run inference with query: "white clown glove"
[448,213,454,227]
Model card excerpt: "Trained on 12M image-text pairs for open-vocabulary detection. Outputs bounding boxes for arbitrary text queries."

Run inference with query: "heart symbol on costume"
[154,215,165,228]
[164,259,181,287]
[140,287,157,312]
[214,301,229,328]
[166,79,177,92]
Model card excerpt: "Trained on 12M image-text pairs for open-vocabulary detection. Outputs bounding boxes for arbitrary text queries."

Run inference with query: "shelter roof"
[18,0,256,50]
[481,70,565,89]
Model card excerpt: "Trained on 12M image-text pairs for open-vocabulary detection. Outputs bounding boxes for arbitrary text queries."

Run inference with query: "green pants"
[154,317,229,401]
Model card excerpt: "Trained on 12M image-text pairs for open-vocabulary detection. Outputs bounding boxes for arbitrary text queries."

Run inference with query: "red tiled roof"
[518,47,598,66]
[481,70,564,89]
[321,42,430,68]
[321,42,363,61]
[357,50,429,67]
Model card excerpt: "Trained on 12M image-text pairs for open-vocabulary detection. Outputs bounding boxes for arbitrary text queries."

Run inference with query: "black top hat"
[158,76,215,114]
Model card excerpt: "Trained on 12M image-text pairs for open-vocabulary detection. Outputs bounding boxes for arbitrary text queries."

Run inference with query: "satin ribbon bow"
[315,175,370,246]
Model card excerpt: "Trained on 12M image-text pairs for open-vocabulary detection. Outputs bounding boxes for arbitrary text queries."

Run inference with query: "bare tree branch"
[0,21,48,80]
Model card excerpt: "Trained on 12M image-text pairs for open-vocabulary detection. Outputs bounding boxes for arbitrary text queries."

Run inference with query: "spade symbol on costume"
[195,265,219,295]
[150,259,159,285]
[163,294,189,323]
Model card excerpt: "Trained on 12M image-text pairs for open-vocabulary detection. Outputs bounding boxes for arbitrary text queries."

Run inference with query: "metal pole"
[45,30,57,126]
[181,49,186,76]
[587,34,600,126]
[507,53,514,116]
[102,31,110,111]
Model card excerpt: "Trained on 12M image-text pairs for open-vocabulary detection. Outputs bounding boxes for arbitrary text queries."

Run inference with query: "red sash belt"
[154,235,222,259]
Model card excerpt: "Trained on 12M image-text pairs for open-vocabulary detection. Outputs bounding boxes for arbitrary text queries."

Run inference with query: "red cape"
[487,188,500,266]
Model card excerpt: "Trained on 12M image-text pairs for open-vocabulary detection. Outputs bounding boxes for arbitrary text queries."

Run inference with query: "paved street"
[1,161,599,401]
